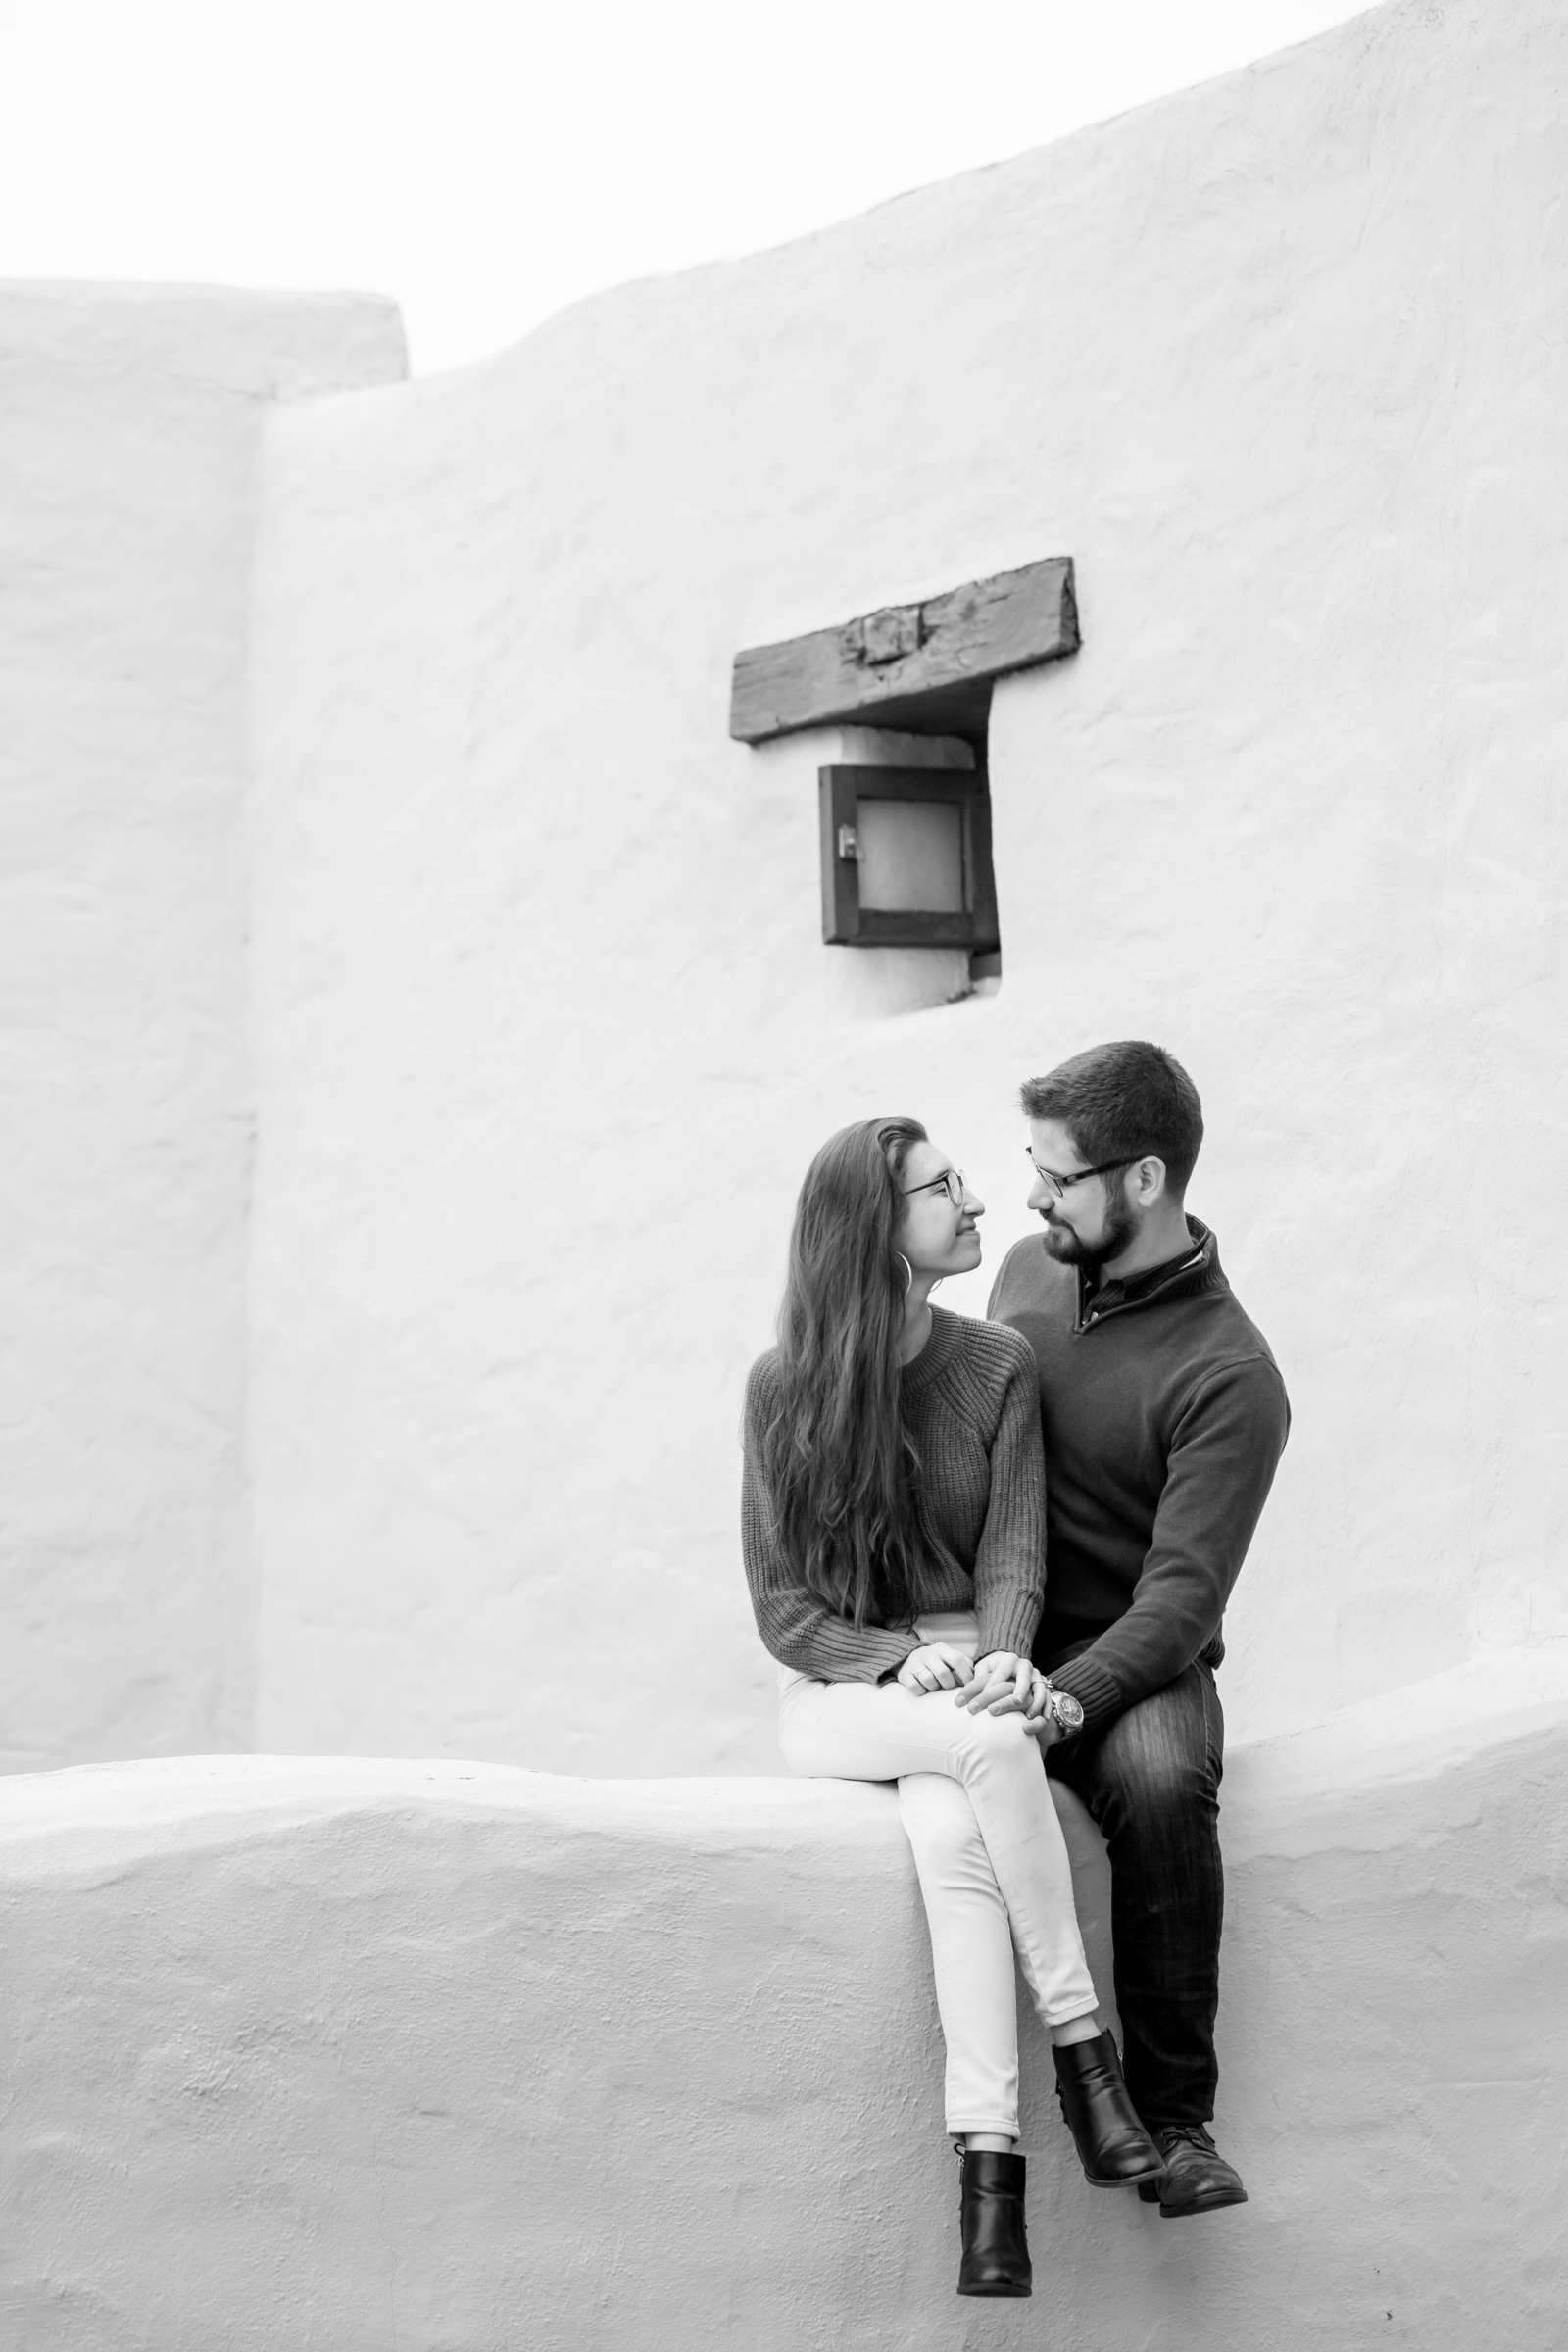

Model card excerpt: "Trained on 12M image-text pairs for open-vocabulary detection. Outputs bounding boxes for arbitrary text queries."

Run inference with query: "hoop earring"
[895,1251,914,1299]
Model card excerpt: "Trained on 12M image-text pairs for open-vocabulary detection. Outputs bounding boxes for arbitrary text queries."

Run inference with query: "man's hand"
[955,1655,1069,1746]
[955,1651,1047,1715]
[896,1642,975,1693]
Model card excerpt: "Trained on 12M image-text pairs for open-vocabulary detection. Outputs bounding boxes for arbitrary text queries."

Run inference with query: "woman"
[742,1116,1163,2297]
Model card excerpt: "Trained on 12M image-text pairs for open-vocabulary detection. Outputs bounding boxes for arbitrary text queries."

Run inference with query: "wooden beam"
[729,556,1078,746]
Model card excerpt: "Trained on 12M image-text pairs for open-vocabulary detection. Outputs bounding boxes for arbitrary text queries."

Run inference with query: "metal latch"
[837,824,860,862]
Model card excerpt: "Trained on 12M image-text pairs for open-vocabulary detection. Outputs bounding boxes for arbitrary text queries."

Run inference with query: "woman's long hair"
[756,1116,950,1629]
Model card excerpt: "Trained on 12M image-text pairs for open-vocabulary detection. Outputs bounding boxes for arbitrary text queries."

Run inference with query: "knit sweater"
[741,1308,1046,1683]
[987,1220,1289,1733]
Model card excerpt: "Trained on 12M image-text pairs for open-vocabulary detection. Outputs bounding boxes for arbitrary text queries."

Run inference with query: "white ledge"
[5,1644,1565,2352]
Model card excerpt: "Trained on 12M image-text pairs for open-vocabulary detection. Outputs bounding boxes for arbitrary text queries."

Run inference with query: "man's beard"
[1040,1184,1139,1274]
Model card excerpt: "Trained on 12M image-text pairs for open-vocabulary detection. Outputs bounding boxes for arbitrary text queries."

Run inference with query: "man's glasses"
[902,1168,966,1208]
[1024,1151,1140,1200]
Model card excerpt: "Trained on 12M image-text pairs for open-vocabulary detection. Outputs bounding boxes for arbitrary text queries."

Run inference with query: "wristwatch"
[1038,1678,1085,1733]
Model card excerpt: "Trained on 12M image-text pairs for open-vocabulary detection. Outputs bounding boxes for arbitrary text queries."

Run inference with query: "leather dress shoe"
[1137,2124,1249,2216]
[1052,2033,1166,2187]
[956,2149,1032,2297]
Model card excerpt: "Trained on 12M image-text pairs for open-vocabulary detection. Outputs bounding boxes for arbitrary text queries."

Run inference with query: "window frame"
[817,765,1000,952]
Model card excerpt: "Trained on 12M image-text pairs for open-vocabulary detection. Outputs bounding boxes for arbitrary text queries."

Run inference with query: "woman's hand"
[956,1651,1045,1715]
[897,1642,975,1693]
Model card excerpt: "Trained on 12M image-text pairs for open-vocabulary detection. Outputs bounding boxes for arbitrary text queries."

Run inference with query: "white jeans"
[777,1611,1100,2139]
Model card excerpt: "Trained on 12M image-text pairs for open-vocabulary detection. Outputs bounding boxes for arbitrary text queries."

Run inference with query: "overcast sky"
[0,0,1370,374]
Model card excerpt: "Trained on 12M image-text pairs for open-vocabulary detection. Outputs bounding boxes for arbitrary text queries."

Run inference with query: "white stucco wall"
[5,1645,1564,2350]
[247,0,1568,1775]
[0,285,406,1771]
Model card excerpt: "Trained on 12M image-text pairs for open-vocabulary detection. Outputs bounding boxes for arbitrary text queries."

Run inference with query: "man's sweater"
[742,1308,1046,1683]
[987,1220,1289,1733]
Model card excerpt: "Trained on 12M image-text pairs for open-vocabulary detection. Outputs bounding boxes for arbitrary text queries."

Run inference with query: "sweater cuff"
[867,1634,923,1684]
[1046,1653,1124,1734]
[850,1631,922,1684]
[977,1592,1042,1663]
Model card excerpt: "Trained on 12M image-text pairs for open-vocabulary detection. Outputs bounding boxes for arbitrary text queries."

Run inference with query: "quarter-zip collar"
[1073,1217,1220,1334]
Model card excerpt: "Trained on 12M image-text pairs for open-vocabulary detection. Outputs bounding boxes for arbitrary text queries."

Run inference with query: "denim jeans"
[1045,1659,1226,2129]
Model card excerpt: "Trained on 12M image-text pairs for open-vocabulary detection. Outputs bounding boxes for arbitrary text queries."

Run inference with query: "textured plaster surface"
[4,1644,1564,2351]
[248,0,1568,1773]
[0,285,407,1769]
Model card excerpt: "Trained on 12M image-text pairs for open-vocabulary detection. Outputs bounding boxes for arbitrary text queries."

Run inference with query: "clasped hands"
[894,1643,1063,1743]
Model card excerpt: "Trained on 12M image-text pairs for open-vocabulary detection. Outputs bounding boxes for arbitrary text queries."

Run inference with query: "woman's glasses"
[902,1168,966,1207]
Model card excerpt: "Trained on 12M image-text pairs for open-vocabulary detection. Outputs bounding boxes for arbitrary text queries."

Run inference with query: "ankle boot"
[1136,2124,1248,2216]
[956,2148,1032,2297]
[1052,2032,1166,2187]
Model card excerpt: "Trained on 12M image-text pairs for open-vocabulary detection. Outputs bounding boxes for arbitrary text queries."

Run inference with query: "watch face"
[1053,1690,1085,1732]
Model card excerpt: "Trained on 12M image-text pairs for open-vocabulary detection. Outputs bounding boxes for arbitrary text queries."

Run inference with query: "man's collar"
[1079,1218,1215,1318]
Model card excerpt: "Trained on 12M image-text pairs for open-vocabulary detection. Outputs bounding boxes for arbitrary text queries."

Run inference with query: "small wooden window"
[818,766,1000,952]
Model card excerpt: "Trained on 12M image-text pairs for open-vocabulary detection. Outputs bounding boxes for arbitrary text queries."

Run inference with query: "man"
[986,1039,1289,2218]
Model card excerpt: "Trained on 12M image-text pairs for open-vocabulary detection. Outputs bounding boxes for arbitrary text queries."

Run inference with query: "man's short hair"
[1020,1041,1203,1195]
